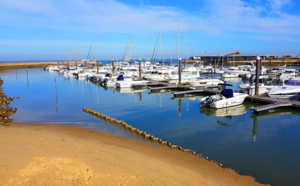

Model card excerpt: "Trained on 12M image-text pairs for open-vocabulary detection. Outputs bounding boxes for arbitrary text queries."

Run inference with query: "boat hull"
[210,94,248,109]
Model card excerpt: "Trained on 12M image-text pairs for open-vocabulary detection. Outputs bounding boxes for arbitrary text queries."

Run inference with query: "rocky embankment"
[0,78,17,125]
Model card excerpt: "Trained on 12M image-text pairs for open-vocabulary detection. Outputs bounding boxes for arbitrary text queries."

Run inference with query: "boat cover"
[221,89,233,98]
[117,75,124,81]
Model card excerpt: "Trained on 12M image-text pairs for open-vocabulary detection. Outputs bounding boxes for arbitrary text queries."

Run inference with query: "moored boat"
[268,77,300,99]
[200,84,248,108]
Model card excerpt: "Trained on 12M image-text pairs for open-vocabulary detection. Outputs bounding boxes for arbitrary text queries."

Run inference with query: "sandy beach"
[0,123,267,186]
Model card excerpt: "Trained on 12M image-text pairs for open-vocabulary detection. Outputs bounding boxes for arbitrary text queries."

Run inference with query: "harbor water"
[1,68,300,186]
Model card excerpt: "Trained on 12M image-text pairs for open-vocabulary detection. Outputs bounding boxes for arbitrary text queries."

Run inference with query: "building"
[190,52,268,62]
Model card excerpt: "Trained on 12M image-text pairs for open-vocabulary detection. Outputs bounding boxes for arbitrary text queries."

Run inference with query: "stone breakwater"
[82,107,230,169]
[0,78,17,125]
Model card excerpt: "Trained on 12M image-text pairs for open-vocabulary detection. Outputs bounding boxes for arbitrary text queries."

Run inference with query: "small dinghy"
[200,84,248,109]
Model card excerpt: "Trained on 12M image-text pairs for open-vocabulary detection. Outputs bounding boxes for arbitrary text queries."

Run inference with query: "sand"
[0,123,267,186]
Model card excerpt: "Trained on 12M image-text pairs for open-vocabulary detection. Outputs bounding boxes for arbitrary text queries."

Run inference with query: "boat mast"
[178,24,179,65]
[134,35,136,62]
[80,47,82,65]
[158,33,161,63]
[94,36,97,63]
[163,40,165,63]
[222,45,225,70]
[151,30,160,64]
[286,41,287,65]
[186,31,189,61]
[233,44,235,66]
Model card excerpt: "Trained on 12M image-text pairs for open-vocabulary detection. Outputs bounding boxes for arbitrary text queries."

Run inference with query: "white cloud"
[0,0,300,43]
[268,0,291,13]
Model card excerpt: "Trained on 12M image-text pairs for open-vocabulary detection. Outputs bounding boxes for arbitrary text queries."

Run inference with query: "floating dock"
[144,81,300,113]
[173,90,204,97]
[252,102,294,113]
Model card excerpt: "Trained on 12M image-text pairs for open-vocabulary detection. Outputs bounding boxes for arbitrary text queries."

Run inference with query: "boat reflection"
[200,104,248,117]
[115,87,148,94]
[250,110,300,141]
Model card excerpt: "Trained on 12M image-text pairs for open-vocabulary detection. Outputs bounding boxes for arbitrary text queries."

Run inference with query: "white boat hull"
[210,94,248,108]
[268,78,300,98]
[239,84,278,96]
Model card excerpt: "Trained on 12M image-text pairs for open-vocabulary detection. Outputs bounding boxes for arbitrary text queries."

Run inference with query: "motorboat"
[106,74,131,87]
[268,77,300,99]
[123,67,139,78]
[187,73,224,87]
[200,84,248,108]
[165,67,199,84]
[146,69,176,81]
[200,65,213,73]
[116,76,149,88]
[239,83,278,96]
[266,65,286,77]
[222,72,239,78]
[272,68,297,83]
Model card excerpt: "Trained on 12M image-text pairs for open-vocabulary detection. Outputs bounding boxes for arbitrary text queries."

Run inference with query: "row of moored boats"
[45,61,300,109]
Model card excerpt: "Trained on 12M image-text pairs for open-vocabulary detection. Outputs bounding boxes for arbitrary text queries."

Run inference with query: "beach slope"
[0,123,267,185]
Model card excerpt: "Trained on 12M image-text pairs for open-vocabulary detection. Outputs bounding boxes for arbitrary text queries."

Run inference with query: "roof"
[225,52,240,56]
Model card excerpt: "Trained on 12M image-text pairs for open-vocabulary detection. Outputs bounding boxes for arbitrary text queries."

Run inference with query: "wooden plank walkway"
[173,90,204,97]
[150,86,179,93]
[252,102,294,113]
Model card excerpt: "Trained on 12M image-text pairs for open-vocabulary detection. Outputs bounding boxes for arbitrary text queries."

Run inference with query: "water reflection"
[26,68,29,91]
[200,104,248,117]
[1,68,300,186]
[250,110,300,141]
[55,78,58,114]
[178,99,181,116]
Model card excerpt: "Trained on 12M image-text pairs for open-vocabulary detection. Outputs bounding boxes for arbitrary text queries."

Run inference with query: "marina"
[2,1,300,185]
[1,65,300,186]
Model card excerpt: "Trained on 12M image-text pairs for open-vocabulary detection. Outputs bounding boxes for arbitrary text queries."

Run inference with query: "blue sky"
[1,0,300,61]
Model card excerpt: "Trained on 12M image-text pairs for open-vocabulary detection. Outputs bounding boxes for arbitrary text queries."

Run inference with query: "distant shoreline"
[0,61,103,70]
[0,59,299,70]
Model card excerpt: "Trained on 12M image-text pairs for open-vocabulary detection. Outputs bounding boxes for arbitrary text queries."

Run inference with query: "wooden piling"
[255,57,261,95]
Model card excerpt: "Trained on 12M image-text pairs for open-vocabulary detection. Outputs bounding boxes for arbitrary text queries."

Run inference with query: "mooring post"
[255,56,261,95]
[178,58,182,85]
[75,60,77,70]
[97,60,99,73]
[112,59,115,73]
[139,59,142,79]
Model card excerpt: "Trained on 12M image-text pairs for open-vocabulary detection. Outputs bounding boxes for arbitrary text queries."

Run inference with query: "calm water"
[1,68,300,186]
